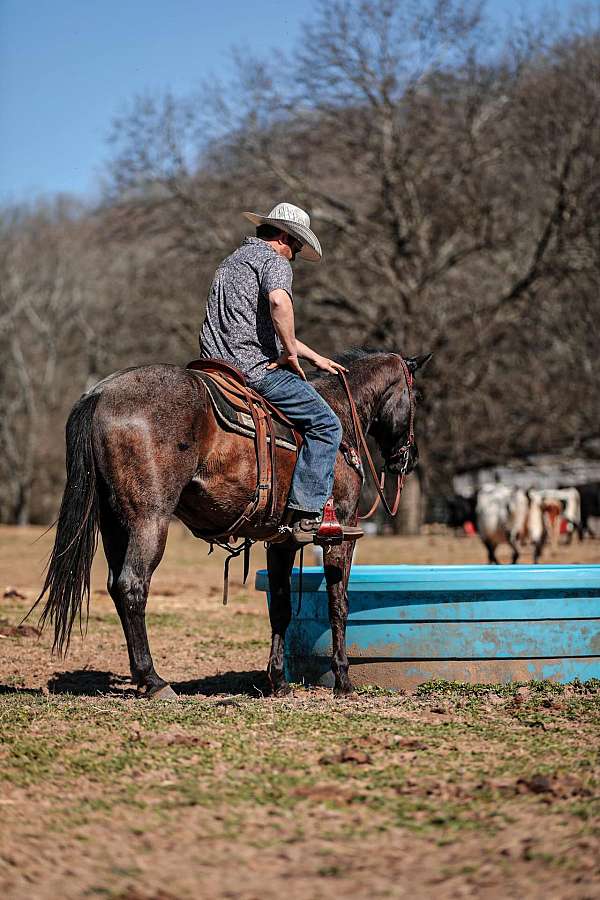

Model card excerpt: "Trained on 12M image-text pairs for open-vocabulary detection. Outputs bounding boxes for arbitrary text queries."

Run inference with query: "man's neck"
[258,237,292,261]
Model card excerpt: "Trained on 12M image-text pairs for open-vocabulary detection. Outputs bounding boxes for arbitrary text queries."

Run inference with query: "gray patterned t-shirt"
[200,237,294,379]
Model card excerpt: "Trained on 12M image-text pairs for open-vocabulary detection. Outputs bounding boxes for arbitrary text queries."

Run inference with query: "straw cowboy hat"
[243,202,322,262]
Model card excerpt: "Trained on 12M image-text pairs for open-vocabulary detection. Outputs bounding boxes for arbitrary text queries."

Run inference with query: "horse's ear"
[405,353,432,375]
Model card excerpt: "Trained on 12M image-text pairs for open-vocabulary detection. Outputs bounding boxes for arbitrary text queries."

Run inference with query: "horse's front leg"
[266,543,296,696]
[324,541,354,697]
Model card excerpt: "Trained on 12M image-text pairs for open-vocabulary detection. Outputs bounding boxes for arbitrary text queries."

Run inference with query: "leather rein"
[337,357,415,520]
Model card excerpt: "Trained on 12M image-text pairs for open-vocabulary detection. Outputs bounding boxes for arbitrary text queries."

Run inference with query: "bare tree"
[0,202,87,522]
[3,1,598,527]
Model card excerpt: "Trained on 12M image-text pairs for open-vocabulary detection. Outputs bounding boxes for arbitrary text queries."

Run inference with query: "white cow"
[525,492,547,563]
[476,484,530,564]
[528,488,581,554]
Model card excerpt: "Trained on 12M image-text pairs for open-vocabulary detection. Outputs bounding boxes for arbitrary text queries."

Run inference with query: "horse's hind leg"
[266,543,296,697]
[100,503,173,698]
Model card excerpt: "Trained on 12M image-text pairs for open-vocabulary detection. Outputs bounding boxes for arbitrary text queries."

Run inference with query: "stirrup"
[314,498,344,545]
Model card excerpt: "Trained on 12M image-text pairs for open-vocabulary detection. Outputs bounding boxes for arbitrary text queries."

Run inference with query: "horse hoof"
[148,684,178,701]
[333,683,355,699]
[274,687,292,698]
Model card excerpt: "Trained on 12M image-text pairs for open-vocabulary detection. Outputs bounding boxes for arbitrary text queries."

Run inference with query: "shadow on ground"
[47,669,135,697]
[173,669,270,697]
[34,668,271,698]
[0,684,45,696]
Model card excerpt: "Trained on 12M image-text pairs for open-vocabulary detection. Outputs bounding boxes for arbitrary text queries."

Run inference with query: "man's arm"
[268,289,349,378]
[268,289,305,378]
[269,289,297,356]
[296,340,348,374]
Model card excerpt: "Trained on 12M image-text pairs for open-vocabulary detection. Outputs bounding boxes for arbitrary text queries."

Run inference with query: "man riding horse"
[200,202,363,545]
[33,199,428,699]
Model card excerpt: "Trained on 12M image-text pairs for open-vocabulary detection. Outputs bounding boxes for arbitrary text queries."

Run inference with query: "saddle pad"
[193,372,298,453]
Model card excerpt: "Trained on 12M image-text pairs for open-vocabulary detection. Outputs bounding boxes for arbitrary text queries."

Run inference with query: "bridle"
[337,356,416,520]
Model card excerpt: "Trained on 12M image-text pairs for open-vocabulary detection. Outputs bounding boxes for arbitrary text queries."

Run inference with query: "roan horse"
[34,349,430,698]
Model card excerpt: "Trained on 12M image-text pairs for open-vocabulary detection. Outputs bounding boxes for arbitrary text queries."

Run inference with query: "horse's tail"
[32,391,101,654]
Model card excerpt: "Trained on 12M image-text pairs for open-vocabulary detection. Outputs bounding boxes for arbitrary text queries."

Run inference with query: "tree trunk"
[14,483,30,527]
[392,473,423,535]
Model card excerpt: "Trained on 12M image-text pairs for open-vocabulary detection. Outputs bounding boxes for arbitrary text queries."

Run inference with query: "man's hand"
[266,352,307,380]
[312,354,349,375]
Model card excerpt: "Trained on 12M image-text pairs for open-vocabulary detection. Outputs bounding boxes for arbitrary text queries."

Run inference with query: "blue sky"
[0,0,582,204]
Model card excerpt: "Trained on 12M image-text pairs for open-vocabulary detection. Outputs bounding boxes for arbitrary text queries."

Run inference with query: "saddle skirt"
[186,358,300,452]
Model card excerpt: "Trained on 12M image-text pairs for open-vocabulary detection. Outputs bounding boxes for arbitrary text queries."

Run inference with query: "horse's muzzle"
[386,443,419,475]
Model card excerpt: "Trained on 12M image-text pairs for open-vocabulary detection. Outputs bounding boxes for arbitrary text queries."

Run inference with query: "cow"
[525,492,548,563]
[476,484,530,564]
[570,483,600,539]
[529,488,581,550]
[445,494,478,530]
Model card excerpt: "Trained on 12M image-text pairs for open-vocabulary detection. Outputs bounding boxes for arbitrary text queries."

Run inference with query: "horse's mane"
[333,347,385,366]
[309,346,423,408]
[307,347,386,383]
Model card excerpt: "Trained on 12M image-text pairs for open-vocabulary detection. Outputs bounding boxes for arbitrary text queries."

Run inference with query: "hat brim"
[243,211,322,262]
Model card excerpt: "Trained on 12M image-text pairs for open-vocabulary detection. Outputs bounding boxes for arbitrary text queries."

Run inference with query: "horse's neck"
[347,360,394,429]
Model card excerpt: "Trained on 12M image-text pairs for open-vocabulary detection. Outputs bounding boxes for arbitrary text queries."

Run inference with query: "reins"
[337,357,415,521]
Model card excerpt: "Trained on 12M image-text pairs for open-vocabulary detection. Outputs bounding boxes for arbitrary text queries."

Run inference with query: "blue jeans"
[248,368,342,515]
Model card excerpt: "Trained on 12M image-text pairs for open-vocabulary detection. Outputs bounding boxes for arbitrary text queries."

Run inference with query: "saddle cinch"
[186,358,303,540]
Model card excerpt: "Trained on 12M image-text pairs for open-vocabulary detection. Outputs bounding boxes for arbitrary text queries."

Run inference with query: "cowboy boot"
[290,499,363,545]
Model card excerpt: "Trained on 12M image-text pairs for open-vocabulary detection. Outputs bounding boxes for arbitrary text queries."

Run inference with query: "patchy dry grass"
[0,525,599,899]
[1,682,599,898]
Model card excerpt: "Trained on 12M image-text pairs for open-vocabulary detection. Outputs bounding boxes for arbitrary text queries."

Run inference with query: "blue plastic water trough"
[255,565,600,689]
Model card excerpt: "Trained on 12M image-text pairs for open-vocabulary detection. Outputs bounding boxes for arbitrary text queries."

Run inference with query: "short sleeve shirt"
[200,237,293,379]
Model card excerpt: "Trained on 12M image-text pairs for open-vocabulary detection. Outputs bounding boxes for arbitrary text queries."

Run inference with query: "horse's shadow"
[0,668,270,699]
[173,669,270,697]
[46,669,134,696]
[0,684,45,696]
[8,668,272,699]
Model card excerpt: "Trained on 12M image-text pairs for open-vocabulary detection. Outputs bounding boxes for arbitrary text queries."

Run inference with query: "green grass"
[414,677,600,698]
[1,680,598,844]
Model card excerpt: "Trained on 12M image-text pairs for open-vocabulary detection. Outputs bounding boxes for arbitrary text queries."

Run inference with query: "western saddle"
[187,358,306,540]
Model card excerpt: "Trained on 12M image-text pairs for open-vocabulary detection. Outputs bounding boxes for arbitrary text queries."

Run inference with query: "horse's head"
[368,353,431,475]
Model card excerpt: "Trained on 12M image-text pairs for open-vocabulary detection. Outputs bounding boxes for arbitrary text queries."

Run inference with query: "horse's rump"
[89,364,290,539]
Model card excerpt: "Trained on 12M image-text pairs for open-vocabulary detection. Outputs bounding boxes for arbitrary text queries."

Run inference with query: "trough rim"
[255,564,600,593]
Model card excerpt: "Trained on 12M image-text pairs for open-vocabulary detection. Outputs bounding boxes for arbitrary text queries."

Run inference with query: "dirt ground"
[0,523,598,899]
